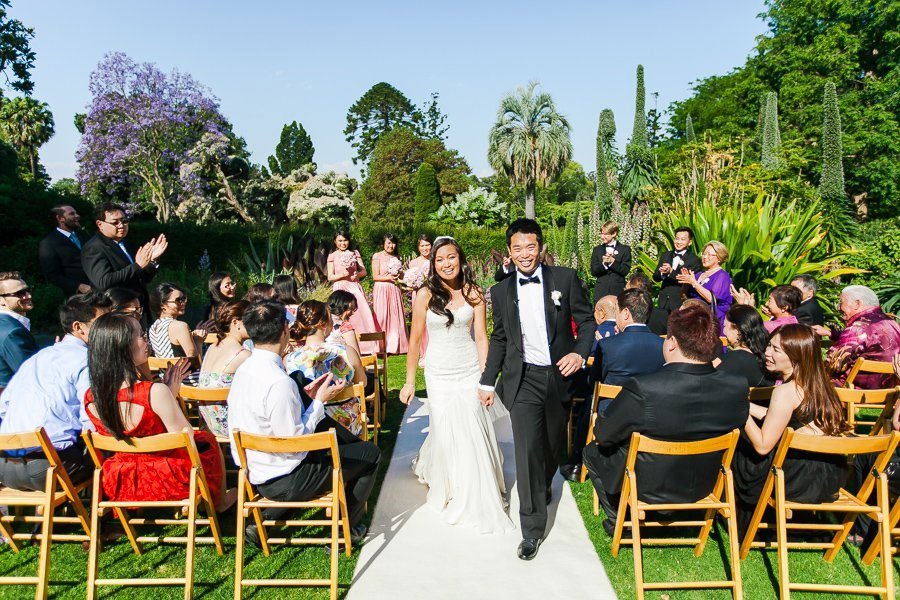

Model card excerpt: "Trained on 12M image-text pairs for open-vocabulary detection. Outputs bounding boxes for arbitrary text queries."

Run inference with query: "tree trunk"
[216,164,254,223]
[525,181,536,219]
[29,151,36,180]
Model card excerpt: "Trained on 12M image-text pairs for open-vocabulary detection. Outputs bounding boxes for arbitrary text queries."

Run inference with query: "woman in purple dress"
[676,240,733,333]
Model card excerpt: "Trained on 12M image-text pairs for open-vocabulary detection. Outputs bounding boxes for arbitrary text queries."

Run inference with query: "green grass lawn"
[0,356,422,600]
[2,358,897,599]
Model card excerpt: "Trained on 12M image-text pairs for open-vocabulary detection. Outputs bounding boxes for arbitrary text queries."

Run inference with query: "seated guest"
[653,226,701,312]
[273,274,301,323]
[228,300,380,547]
[327,290,362,356]
[583,303,749,534]
[0,271,37,394]
[284,301,368,437]
[591,289,665,393]
[817,285,900,388]
[590,221,632,302]
[0,293,111,490]
[625,272,669,335]
[38,204,91,297]
[676,240,733,334]
[84,312,228,510]
[243,283,276,304]
[735,324,851,536]
[791,274,825,327]
[148,283,207,360]
[591,295,618,354]
[201,271,237,323]
[717,304,774,387]
[732,284,801,333]
[197,300,251,437]
[105,287,143,318]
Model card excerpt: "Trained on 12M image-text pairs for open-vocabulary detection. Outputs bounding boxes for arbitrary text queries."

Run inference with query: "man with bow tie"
[590,221,632,303]
[653,226,701,312]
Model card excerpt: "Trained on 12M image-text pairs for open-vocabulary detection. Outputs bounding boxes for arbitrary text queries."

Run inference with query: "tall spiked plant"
[685,114,696,143]
[761,92,782,170]
[620,65,657,202]
[818,81,856,250]
[594,109,616,219]
[636,193,859,301]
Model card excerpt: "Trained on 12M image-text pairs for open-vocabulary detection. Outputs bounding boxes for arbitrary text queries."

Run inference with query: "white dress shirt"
[227,349,325,484]
[517,265,552,366]
[0,309,30,331]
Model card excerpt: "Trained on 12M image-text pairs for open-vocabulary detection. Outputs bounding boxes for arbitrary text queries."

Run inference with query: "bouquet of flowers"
[400,264,427,291]
[386,257,402,278]
[338,250,357,276]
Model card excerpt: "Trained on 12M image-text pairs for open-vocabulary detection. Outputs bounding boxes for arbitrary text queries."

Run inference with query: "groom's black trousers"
[510,363,569,539]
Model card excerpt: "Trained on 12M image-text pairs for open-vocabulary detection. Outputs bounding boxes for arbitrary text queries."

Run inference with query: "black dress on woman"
[718,349,773,388]
[733,416,849,538]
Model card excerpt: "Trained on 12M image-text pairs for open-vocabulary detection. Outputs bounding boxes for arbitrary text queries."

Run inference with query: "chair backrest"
[232,428,340,473]
[625,429,741,471]
[360,354,378,369]
[846,358,895,388]
[834,386,900,408]
[204,332,219,345]
[147,356,200,372]
[0,428,60,468]
[179,384,230,402]
[356,331,385,344]
[590,382,622,414]
[82,429,201,470]
[748,386,776,403]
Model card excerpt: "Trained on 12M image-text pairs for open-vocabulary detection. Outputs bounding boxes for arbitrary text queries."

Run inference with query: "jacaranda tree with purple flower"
[76,52,230,222]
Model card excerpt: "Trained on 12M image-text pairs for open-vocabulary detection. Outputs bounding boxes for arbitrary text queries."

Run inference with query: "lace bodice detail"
[424,304,479,374]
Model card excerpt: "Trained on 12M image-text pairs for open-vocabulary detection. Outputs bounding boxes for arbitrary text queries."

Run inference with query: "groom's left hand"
[556,353,583,377]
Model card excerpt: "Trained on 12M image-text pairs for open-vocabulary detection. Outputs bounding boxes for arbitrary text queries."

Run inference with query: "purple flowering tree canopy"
[76,52,228,222]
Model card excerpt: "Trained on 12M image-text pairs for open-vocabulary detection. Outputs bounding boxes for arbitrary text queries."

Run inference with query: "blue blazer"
[0,314,37,389]
[591,324,664,386]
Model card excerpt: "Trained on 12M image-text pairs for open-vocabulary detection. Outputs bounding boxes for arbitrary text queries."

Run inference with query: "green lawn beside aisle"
[0,356,421,600]
[570,477,898,599]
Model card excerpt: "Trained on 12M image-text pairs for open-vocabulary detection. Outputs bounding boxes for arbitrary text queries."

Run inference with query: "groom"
[479,218,594,560]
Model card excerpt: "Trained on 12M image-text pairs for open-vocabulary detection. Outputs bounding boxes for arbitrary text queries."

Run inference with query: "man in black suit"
[583,303,749,534]
[652,226,701,312]
[479,219,594,561]
[590,221,632,303]
[625,272,669,335]
[81,202,168,319]
[791,274,825,327]
[38,205,92,298]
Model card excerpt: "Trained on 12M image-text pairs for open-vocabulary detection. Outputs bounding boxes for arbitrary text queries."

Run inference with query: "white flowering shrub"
[286,171,356,227]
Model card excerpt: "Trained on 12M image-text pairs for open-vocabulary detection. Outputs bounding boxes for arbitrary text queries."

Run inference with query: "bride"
[399,236,514,533]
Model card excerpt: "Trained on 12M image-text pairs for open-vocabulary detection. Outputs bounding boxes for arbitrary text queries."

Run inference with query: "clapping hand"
[675,268,696,286]
[659,262,672,275]
[149,234,168,261]
[730,285,756,307]
[162,358,191,397]
[601,253,615,266]
[134,242,154,268]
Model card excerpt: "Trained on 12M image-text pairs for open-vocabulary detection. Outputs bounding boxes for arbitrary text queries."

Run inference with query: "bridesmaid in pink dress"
[406,234,432,361]
[371,234,409,355]
[327,230,381,355]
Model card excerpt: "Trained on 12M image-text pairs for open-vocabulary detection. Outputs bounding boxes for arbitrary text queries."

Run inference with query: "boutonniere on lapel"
[550,290,562,308]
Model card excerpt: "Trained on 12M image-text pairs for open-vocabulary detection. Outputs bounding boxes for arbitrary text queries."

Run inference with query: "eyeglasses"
[101,218,130,227]
[0,287,31,298]
[122,306,143,316]
[167,296,187,305]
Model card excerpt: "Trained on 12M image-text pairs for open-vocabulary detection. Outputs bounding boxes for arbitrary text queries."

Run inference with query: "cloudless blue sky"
[13,0,767,183]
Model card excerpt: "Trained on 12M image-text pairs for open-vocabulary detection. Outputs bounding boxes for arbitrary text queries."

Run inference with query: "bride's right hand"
[399,383,415,405]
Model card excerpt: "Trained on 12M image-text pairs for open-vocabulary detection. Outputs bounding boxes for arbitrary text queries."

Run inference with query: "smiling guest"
[676,240,733,334]
[148,283,207,360]
[0,272,37,393]
[81,202,168,322]
[201,271,237,323]
[653,226,701,312]
[590,221,632,302]
[371,233,409,355]
[39,204,92,297]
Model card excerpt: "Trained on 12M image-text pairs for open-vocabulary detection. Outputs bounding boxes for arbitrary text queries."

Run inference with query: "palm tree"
[488,82,572,219]
[0,96,55,180]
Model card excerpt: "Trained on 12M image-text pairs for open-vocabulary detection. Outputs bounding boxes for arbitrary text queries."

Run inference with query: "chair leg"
[234,474,246,600]
[740,471,775,559]
[592,486,599,517]
[724,471,743,600]
[36,475,55,600]
[864,489,900,566]
[610,477,630,557]
[877,475,895,600]
[330,473,340,600]
[183,475,198,600]
[86,472,102,600]
[628,474,645,600]
[774,471,790,600]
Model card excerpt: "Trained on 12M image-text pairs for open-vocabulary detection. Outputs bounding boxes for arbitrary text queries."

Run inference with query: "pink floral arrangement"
[338,250,357,275]
[386,256,402,277]
[401,264,427,290]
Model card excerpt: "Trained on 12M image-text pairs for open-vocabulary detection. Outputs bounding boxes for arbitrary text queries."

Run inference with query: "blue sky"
[13,0,767,183]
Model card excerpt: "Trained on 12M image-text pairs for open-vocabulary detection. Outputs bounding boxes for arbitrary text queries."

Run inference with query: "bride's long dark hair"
[426,236,483,328]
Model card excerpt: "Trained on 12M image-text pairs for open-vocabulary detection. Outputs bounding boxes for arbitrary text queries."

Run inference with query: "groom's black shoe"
[560,463,581,483]
[517,538,542,561]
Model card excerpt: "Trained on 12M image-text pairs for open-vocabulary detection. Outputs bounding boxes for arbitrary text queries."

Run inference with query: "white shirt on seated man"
[227,300,381,548]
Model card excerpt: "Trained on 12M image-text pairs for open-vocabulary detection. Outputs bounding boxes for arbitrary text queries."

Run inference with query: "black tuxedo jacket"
[652,249,702,312]
[38,229,90,297]
[480,265,594,409]
[590,242,632,302]
[81,234,158,314]
[591,362,748,503]
[794,297,825,327]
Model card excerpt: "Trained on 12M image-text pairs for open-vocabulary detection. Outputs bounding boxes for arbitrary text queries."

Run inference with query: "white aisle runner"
[347,397,617,600]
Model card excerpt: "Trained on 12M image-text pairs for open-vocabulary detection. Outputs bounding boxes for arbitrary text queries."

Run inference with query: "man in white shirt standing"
[228,300,380,547]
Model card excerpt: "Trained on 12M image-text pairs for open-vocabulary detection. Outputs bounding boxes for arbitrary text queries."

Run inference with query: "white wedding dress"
[413,304,515,533]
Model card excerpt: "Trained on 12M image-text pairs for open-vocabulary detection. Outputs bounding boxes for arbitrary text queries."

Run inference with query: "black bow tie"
[606,243,615,248]
[519,276,541,286]
[674,250,686,256]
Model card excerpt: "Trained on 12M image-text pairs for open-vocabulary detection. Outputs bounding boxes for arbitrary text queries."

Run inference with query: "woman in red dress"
[84,312,227,509]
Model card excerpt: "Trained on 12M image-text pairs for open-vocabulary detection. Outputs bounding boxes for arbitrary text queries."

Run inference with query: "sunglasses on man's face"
[0,287,31,298]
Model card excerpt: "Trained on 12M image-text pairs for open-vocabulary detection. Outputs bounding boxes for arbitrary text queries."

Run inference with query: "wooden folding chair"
[326,382,368,442]
[359,355,381,444]
[846,358,896,389]
[740,429,900,599]
[357,331,388,415]
[204,332,219,345]
[835,386,900,436]
[0,428,92,599]
[748,386,776,405]
[610,429,743,600]
[147,356,200,374]
[232,429,351,600]
[863,471,900,567]
[179,384,231,443]
[82,429,225,599]
[581,383,623,487]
